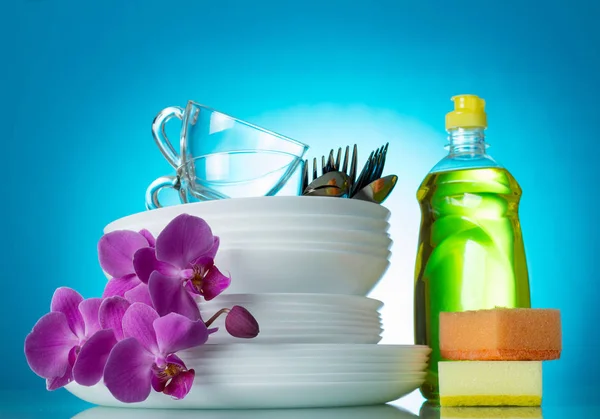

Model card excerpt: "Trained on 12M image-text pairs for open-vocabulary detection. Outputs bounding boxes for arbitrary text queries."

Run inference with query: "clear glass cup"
[145,153,305,209]
[151,101,309,169]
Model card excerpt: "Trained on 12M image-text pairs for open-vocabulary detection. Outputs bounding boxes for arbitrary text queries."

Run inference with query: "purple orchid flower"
[98,229,155,306]
[132,214,230,320]
[103,303,208,403]
[24,288,121,390]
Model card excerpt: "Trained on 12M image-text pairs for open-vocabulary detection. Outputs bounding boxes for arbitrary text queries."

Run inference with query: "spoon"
[302,171,351,197]
[351,174,398,204]
[303,185,347,198]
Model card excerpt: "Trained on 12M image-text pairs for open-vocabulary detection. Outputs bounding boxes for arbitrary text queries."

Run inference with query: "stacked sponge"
[438,308,561,407]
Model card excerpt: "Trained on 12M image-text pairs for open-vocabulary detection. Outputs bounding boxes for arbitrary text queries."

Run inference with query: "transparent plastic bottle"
[414,95,531,400]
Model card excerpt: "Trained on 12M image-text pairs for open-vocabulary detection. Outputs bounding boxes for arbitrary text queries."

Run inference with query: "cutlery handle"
[145,175,182,210]
[151,106,184,168]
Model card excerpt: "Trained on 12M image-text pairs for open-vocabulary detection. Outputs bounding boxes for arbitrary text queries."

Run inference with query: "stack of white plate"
[201,294,383,344]
[67,344,431,409]
[103,197,391,295]
[82,197,430,408]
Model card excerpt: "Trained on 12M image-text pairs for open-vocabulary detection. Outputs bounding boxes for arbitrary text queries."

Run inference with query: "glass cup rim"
[176,151,304,186]
[185,100,309,152]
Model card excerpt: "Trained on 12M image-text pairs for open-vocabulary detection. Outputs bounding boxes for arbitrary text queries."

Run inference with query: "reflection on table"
[74,404,418,419]
[419,402,543,418]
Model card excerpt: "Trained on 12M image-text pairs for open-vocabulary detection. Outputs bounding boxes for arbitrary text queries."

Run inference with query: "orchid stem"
[204,308,231,328]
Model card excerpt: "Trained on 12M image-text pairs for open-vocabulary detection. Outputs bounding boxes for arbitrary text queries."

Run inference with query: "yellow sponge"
[441,407,543,418]
[439,361,542,407]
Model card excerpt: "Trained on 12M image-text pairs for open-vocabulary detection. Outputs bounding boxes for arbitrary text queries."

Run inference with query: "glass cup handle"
[151,106,184,168]
[145,175,181,210]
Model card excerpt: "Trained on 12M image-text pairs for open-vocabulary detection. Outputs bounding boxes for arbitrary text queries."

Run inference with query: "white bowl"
[101,245,390,286]
[217,229,391,247]
[104,197,390,234]
[219,242,391,258]
[105,214,390,237]
[213,248,389,295]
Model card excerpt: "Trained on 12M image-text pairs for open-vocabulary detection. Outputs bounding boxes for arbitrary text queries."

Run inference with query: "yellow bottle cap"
[445,94,487,130]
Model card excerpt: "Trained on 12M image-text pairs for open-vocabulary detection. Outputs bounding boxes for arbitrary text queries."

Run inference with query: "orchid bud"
[225,306,260,338]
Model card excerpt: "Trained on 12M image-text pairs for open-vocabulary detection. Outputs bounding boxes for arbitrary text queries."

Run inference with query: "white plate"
[74,404,417,419]
[66,378,422,409]
[206,333,382,344]
[202,293,384,309]
[201,304,382,317]
[217,229,391,247]
[204,310,381,324]
[181,343,431,359]
[166,371,425,384]
[214,313,381,326]
[210,325,383,334]
[185,359,426,376]
[104,197,391,234]
[182,351,430,365]
[110,214,391,235]
[219,242,392,258]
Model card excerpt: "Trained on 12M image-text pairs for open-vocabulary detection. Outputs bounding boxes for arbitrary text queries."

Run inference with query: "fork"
[302,144,359,193]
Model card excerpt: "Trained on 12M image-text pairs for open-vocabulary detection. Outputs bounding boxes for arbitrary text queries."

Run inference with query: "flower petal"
[73,329,117,386]
[79,298,103,337]
[165,353,186,368]
[99,296,130,341]
[50,287,85,338]
[153,313,209,355]
[133,247,179,284]
[122,303,159,354]
[148,272,201,321]
[124,283,154,307]
[155,214,215,268]
[138,229,156,248]
[98,230,150,278]
[199,263,231,301]
[206,236,220,260]
[225,306,260,339]
[151,372,167,393]
[104,338,154,403]
[102,274,140,299]
[163,369,195,400]
[25,312,78,379]
[46,367,73,391]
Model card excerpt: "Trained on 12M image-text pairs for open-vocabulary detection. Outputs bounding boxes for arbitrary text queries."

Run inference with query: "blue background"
[2,0,598,415]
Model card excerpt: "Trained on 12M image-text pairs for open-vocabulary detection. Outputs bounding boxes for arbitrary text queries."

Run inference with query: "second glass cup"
[146,153,306,209]
[152,101,308,168]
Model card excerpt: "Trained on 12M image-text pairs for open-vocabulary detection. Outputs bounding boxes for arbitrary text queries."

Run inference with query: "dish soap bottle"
[414,95,531,400]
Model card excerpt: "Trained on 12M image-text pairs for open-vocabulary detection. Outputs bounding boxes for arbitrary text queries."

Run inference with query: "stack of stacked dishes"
[69,196,430,408]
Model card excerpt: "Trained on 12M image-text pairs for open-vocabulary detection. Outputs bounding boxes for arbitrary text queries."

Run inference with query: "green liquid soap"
[414,95,531,400]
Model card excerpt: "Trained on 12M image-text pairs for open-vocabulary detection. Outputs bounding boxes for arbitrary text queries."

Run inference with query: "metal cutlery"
[301,142,392,203]
[303,171,350,198]
[351,174,398,204]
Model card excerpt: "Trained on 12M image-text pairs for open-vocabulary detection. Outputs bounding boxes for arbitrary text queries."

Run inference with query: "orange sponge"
[440,308,561,361]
